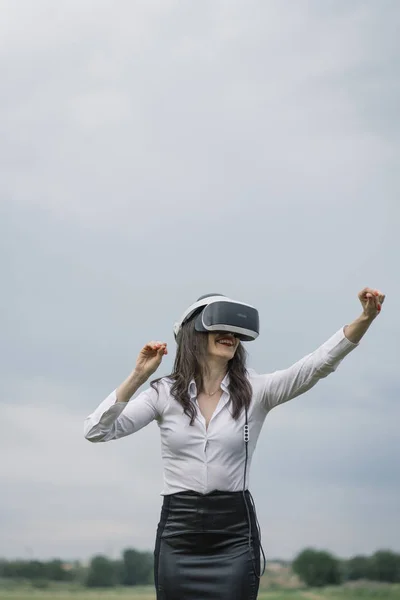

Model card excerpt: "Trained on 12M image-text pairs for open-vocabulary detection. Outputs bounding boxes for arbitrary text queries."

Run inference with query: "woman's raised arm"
[83,340,168,442]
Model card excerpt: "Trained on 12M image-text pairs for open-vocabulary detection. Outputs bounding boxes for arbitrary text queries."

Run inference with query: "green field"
[0,585,400,600]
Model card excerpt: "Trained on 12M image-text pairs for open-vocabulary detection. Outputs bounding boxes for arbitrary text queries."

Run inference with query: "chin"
[214,347,236,359]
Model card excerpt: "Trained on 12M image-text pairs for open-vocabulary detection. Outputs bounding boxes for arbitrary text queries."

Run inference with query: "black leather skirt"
[154,490,261,600]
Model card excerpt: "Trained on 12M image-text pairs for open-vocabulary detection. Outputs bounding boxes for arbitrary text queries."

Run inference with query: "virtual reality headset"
[173,294,259,342]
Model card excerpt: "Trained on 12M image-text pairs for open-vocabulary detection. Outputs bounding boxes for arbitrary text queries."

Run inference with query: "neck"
[201,358,228,394]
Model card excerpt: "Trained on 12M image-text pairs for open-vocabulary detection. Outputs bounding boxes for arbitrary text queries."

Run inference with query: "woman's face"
[206,332,240,362]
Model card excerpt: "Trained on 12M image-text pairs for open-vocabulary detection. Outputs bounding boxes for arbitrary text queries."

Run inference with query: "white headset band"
[173,296,231,338]
[179,296,231,326]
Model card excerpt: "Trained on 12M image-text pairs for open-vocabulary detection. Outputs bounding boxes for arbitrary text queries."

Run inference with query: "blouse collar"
[188,373,230,398]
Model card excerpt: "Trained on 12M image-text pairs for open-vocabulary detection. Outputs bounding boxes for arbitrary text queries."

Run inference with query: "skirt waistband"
[163,490,250,510]
[160,490,256,536]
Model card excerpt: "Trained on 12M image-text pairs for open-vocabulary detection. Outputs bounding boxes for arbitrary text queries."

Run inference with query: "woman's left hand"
[358,287,386,320]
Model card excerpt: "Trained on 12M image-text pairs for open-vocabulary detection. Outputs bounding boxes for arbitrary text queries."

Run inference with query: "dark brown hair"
[151,316,252,425]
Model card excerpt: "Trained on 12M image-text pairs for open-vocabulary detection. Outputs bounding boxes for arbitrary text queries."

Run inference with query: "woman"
[84,287,385,600]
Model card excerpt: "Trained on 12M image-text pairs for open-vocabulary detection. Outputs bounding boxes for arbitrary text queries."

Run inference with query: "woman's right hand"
[134,341,168,381]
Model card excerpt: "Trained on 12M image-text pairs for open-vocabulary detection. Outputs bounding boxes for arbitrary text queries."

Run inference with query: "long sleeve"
[258,327,358,411]
[83,387,160,442]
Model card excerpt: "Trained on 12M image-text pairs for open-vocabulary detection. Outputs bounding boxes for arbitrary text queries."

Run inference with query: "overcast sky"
[1,0,399,562]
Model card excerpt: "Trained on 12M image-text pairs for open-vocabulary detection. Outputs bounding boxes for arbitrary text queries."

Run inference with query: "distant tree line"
[0,559,75,583]
[1,548,400,588]
[86,550,154,587]
[293,549,400,587]
[0,549,154,588]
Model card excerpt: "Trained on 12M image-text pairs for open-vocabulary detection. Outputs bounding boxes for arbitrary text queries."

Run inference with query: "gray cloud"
[1,0,399,560]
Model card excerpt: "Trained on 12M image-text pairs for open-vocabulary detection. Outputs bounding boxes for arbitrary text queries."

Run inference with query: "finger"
[365,296,374,309]
[363,293,374,305]
[367,289,384,310]
[371,290,381,308]
[359,287,371,300]
[376,291,385,311]
[365,296,379,313]
[360,293,373,307]
[156,341,168,350]
[145,341,157,349]
[144,342,160,353]
[374,291,386,309]
[153,341,166,349]
[368,296,380,312]
[361,289,379,307]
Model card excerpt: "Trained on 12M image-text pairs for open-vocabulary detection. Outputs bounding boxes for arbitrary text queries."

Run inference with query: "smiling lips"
[216,335,236,347]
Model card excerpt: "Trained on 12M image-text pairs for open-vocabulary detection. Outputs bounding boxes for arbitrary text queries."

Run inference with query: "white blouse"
[84,328,357,495]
